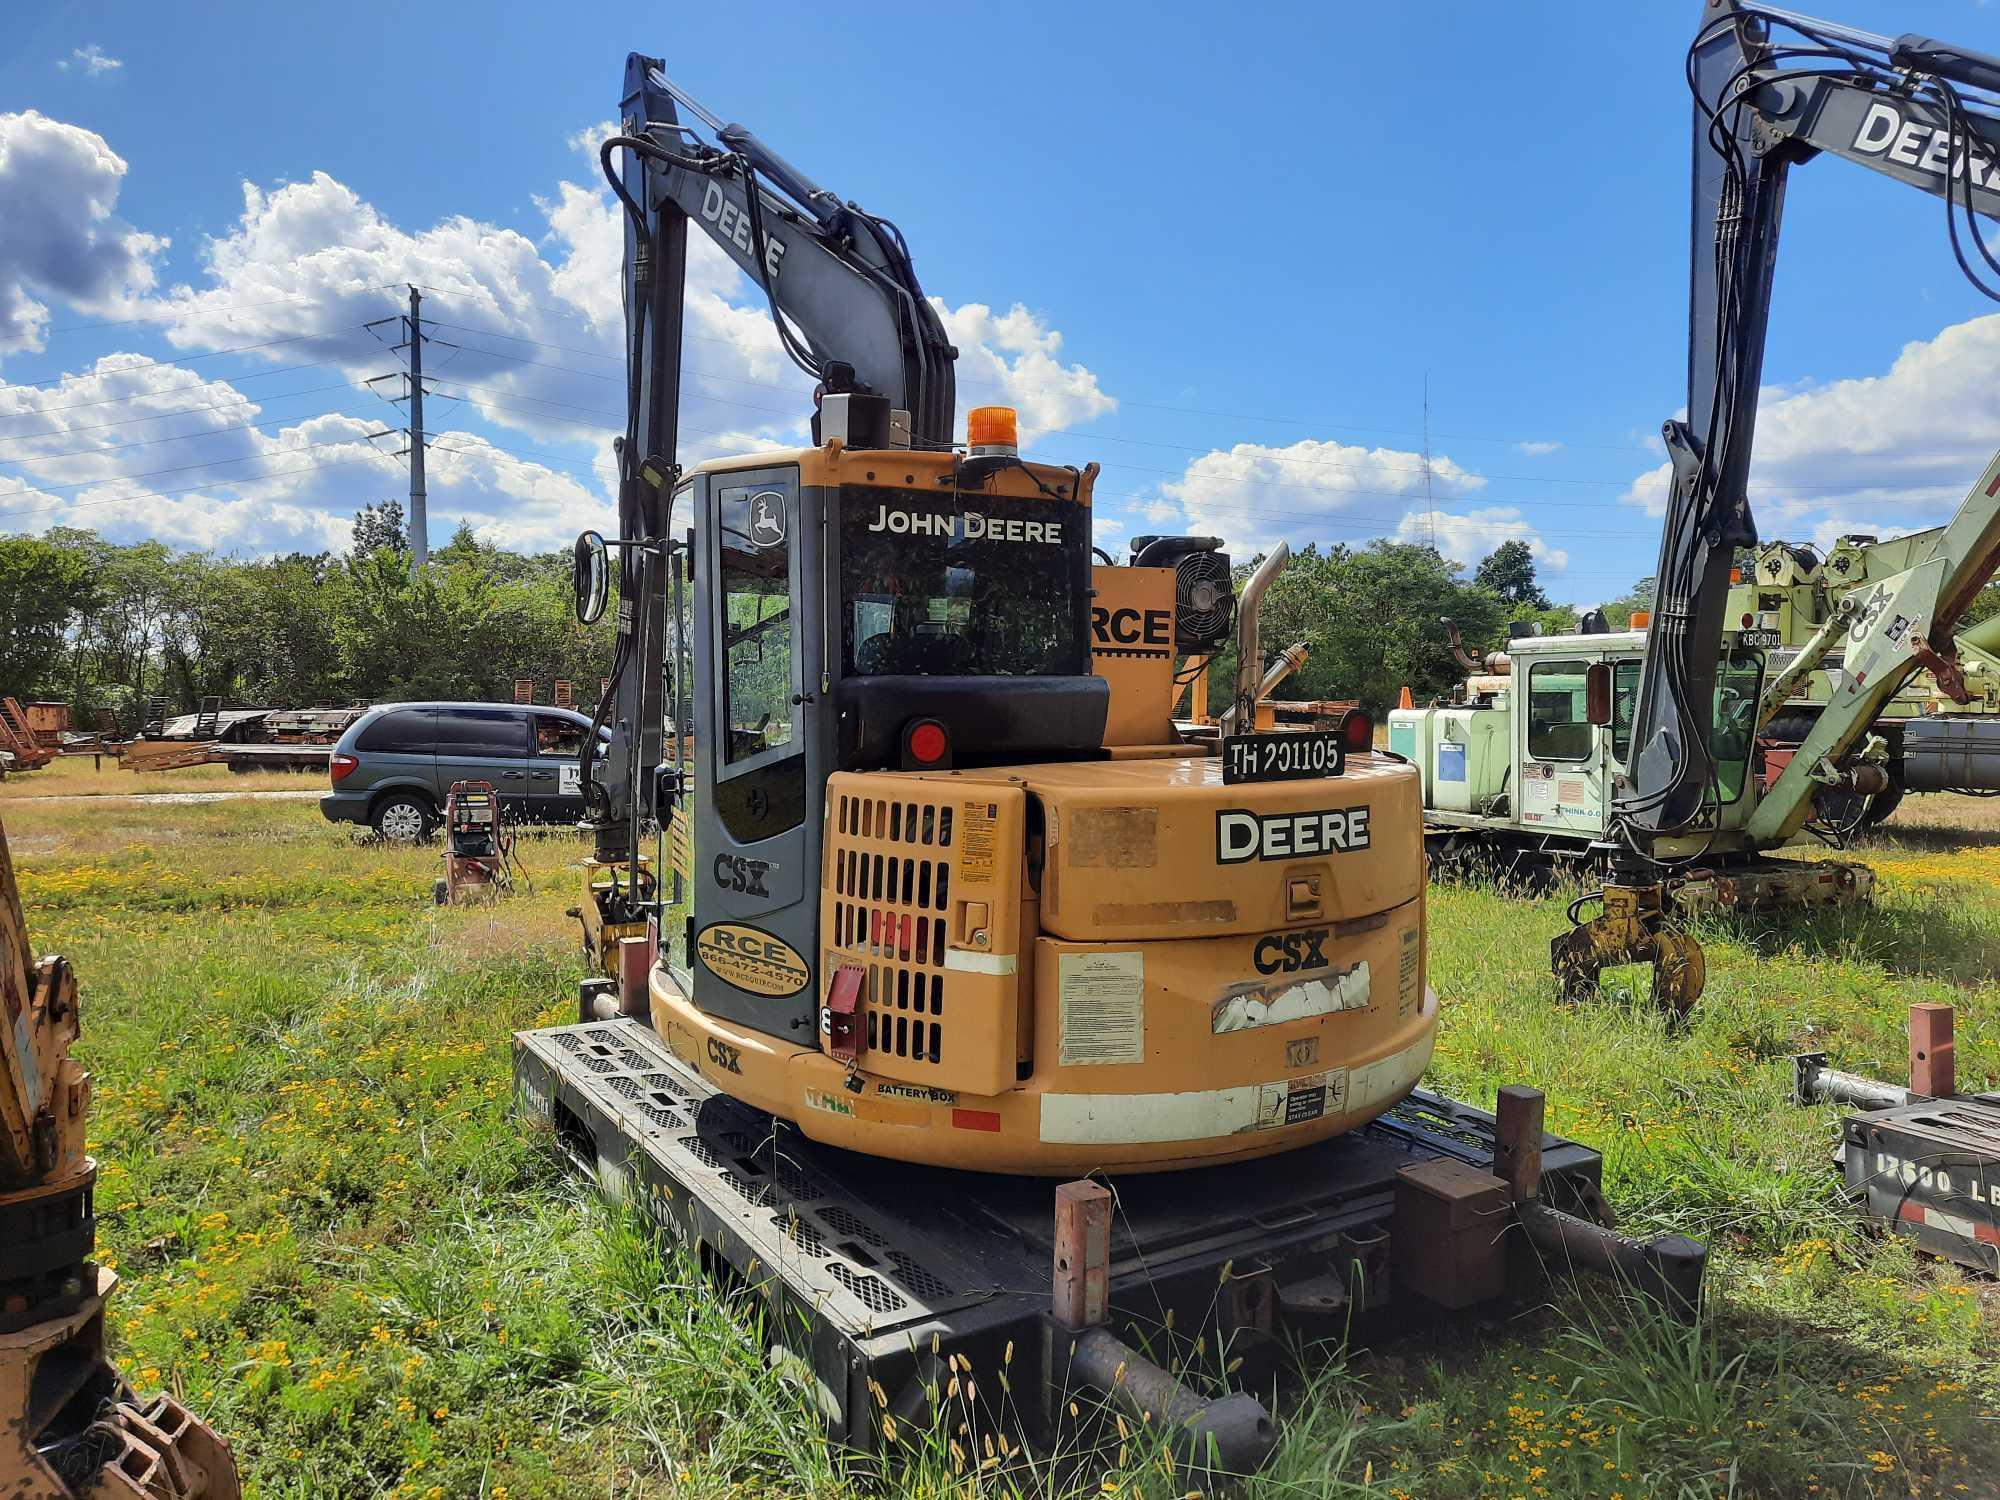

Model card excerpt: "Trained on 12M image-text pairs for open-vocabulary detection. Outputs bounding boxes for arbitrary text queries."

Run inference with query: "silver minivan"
[320,701,604,840]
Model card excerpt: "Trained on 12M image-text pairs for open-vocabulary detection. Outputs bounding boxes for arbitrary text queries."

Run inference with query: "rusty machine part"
[0,700,56,774]
[0,814,240,1498]
[1550,884,1706,1015]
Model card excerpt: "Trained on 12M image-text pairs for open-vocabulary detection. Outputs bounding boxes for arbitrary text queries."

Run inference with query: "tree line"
[1211,537,1651,717]
[0,502,615,728]
[0,504,1656,729]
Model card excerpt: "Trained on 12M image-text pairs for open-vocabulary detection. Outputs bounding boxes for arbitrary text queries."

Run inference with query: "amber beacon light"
[966,405,1019,458]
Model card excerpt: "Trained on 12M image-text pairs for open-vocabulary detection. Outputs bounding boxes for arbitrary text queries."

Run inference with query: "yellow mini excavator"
[515,56,1693,1471]
[2,812,239,1498]
[551,65,1439,1179]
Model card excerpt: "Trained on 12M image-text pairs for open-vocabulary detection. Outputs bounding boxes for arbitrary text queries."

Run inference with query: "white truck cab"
[1390,627,1765,848]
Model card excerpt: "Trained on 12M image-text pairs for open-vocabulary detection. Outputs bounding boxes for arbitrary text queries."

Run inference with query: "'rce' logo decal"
[1091,607,1173,649]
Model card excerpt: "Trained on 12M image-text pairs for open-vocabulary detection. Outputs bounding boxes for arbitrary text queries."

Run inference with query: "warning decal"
[960,801,999,883]
[1058,950,1145,1067]
[1252,1068,1349,1131]
[1397,924,1420,1019]
[669,808,693,885]
[1522,764,1556,819]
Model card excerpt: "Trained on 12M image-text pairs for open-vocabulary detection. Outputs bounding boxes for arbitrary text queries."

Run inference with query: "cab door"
[1517,657,1609,836]
[687,466,826,1038]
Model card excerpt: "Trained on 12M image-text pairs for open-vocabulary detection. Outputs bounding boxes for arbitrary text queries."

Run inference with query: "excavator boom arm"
[1619,0,2000,837]
[589,55,959,855]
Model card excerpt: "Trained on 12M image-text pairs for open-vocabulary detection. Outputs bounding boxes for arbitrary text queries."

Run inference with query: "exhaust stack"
[1220,542,1290,735]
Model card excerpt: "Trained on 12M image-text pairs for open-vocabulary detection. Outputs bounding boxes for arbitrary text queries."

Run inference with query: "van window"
[434,707,527,757]
[1526,660,1592,762]
[356,708,434,754]
[533,715,585,757]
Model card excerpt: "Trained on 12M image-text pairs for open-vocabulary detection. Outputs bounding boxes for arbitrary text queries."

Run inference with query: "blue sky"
[3,1,1999,604]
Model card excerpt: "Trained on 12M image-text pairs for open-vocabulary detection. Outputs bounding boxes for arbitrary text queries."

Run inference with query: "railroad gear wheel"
[1551,883,1705,1016]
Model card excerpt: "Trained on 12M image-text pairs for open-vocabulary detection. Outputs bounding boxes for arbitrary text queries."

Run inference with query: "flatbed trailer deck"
[515,1019,1617,1465]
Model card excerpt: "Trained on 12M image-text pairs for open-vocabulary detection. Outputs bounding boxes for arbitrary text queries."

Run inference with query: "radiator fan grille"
[1175,550,1235,650]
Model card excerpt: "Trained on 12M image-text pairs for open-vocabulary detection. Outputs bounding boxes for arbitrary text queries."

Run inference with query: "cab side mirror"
[573,530,610,625]
[1585,662,1614,727]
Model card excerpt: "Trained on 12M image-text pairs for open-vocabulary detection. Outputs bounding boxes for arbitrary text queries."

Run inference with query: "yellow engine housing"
[652,751,1435,1174]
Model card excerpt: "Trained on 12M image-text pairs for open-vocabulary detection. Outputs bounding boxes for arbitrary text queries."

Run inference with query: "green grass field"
[6,784,1998,1499]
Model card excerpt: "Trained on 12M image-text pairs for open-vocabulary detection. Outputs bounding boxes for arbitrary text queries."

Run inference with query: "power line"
[407,300,1987,502]
[0,431,398,499]
[0,349,381,420]
[0,398,392,469]
[7,277,1956,503]
[0,452,402,522]
[0,380,372,447]
[0,285,405,346]
[0,324,377,397]
[409,283,1668,456]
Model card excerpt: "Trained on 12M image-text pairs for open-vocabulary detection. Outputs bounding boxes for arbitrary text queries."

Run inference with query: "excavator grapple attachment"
[1550,884,1706,1015]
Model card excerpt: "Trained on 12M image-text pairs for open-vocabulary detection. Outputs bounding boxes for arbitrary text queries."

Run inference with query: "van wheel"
[374,794,434,843]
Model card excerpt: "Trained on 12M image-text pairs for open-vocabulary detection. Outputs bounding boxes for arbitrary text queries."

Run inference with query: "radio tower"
[1421,374,1436,552]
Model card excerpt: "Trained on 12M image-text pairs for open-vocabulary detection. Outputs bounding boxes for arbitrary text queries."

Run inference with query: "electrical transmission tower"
[363,285,434,572]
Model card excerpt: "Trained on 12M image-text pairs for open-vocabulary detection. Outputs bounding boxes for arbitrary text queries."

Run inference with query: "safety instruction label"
[1521,763,1556,820]
[960,801,999,883]
[1397,924,1421,1019]
[1058,950,1145,1066]
[1253,1068,1348,1130]
[1557,777,1587,807]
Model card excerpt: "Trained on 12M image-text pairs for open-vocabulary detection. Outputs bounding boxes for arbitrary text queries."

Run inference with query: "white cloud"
[1395,506,1569,573]
[1151,438,1486,555]
[0,113,164,351]
[1515,440,1561,456]
[1619,315,2000,538]
[2,118,1118,556]
[141,153,1114,469]
[937,301,1115,443]
[0,356,624,554]
[57,45,122,77]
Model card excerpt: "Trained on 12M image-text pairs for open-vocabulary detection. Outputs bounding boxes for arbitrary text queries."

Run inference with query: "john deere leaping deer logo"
[749,490,786,548]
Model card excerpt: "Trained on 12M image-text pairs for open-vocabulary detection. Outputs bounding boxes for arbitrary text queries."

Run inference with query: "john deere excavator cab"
[651,418,1105,1047]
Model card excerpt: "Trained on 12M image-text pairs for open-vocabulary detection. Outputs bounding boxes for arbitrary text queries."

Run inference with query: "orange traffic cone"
[1397,685,1413,710]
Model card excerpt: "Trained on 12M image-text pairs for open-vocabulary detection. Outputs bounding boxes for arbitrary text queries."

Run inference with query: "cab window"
[718,480,795,767]
[1710,651,1765,804]
[1611,660,1643,764]
[1526,660,1592,762]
